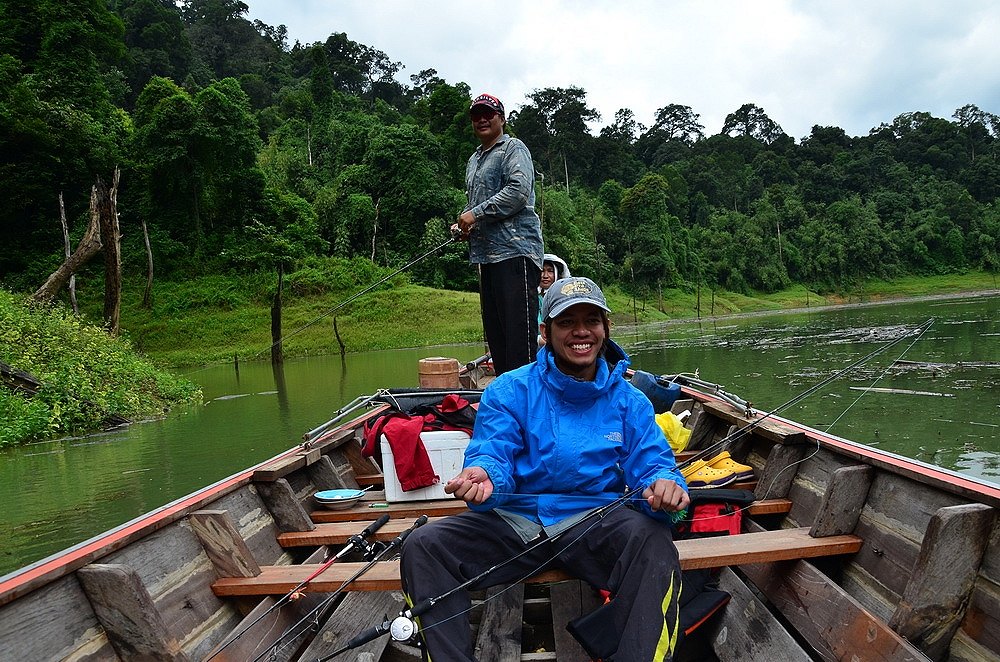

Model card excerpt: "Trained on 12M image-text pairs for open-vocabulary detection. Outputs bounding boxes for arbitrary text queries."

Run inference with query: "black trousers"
[479,257,540,375]
[400,510,682,661]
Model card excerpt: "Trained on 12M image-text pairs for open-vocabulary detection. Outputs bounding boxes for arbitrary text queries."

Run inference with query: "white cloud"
[244,0,1000,140]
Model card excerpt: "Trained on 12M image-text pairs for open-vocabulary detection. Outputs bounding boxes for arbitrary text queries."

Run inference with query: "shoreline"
[616,288,1000,331]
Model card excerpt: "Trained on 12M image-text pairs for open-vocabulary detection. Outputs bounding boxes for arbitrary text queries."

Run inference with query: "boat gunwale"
[689,386,1000,508]
[0,412,376,607]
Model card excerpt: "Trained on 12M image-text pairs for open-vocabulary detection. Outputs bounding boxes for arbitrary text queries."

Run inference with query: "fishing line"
[322,487,652,658]
[676,318,935,471]
[184,236,457,378]
[823,320,933,433]
[414,494,641,639]
[205,515,390,661]
[696,318,935,509]
[318,322,935,654]
[257,516,429,662]
[333,319,939,654]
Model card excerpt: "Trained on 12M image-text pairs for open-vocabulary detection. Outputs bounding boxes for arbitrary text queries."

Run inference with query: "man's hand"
[449,222,469,241]
[643,479,690,513]
[445,466,494,505]
[456,210,476,237]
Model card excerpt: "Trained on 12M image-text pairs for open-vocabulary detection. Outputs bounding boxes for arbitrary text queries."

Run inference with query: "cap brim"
[547,299,611,320]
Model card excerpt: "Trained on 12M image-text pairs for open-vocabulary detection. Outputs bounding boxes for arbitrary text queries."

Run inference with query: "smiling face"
[540,263,557,291]
[470,106,504,147]
[541,303,608,381]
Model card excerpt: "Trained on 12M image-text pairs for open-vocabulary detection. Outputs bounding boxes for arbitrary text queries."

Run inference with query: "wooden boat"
[2,360,999,662]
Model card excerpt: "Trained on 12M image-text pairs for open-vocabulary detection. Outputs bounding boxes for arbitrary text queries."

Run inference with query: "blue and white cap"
[540,277,611,321]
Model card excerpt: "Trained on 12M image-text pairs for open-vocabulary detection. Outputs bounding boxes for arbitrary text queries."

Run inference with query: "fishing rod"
[255,515,430,662]
[185,235,460,379]
[321,487,649,659]
[259,235,459,358]
[676,317,935,470]
[303,388,485,443]
[660,372,753,414]
[205,514,390,661]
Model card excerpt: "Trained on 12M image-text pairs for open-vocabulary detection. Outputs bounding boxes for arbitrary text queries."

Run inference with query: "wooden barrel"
[418,357,460,388]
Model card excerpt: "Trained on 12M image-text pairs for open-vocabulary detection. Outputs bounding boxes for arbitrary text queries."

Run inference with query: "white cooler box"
[381,430,470,502]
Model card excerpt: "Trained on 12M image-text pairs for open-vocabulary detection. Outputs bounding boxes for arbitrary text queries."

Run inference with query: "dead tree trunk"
[141,217,153,309]
[58,192,80,314]
[271,263,284,365]
[98,169,122,335]
[33,187,103,303]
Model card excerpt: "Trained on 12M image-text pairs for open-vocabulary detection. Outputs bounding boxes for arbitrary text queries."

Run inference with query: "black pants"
[400,510,682,661]
[479,257,540,375]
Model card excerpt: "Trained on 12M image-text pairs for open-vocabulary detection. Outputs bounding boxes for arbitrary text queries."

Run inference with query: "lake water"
[1,294,997,577]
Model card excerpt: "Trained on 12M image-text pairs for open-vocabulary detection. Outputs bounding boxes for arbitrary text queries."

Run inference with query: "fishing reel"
[337,610,423,654]
[362,539,388,561]
[387,613,420,644]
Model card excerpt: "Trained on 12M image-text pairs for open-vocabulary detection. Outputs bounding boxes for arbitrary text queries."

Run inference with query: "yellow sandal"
[680,459,738,489]
[706,451,754,482]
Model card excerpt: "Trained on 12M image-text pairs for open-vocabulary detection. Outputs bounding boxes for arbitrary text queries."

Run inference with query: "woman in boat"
[537,252,570,346]
[401,277,690,661]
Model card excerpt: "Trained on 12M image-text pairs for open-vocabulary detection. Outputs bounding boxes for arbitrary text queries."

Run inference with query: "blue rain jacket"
[464,341,687,528]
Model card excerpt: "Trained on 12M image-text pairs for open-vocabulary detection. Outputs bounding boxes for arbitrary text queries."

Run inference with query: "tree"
[411,81,474,187]
[618,174,681,291]
[635,104,704,167]
[360,124,455,263]
[512,86,600,190]
[0,0,128,280]
[321,32,403,107]
[232,186,325,363]
[721,103,785,144]
[115,0,192,107]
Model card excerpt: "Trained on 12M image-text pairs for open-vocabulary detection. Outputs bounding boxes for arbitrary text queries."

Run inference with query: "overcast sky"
[243,0,1000,141]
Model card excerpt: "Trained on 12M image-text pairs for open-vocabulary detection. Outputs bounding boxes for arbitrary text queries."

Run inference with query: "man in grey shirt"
[453,93,544,375]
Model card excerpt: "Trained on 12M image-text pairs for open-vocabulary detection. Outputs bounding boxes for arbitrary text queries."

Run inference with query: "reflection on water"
[1,295,998,576]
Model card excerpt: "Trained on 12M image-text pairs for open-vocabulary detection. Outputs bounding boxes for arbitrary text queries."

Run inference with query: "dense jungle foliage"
[2,0,999,304]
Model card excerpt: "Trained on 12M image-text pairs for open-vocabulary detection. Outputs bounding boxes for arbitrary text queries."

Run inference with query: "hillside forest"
[3,0,1000,312]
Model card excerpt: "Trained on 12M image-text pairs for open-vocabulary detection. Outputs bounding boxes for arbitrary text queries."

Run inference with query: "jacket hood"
[542,253,571,281]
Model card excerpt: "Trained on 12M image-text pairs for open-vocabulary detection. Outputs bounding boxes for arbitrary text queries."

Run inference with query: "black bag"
[675,488,757,538]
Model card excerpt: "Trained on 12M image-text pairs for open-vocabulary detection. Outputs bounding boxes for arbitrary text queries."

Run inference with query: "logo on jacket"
[605,431,623,442]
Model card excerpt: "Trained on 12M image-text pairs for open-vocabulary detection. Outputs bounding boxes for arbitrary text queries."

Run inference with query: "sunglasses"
[470,108,498,121]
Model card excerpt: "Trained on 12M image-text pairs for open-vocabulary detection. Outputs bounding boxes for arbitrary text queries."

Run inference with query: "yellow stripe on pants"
[652,572,681,661]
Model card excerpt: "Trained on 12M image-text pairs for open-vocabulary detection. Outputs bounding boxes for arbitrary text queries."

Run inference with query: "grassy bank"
[72,264,999,367]
[0,290,202,446]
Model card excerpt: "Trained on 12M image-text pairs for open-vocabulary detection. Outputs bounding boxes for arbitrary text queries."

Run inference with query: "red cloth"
[360,396,475,492]
[380,415,439,491]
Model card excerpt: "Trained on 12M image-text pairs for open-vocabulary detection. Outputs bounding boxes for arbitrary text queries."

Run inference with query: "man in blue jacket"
[401,277,690,661]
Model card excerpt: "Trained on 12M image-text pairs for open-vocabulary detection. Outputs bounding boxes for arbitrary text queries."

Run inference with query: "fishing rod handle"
[383,514,429,553]
[360,513,391,539]
[319,619,393,660]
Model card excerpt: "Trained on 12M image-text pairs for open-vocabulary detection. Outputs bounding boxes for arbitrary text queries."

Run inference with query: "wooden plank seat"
[215,526,860,597]
[312,496,792,524]
[311,494,468,523]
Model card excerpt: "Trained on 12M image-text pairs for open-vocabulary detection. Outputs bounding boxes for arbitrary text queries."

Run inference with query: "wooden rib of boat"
[2,364,999,662]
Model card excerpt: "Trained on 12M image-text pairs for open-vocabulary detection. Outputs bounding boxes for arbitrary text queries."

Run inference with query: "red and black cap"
[470,93,504,116]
